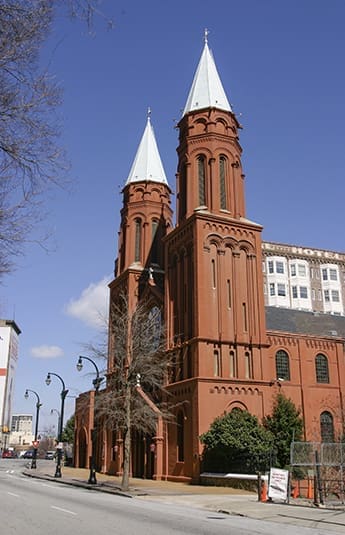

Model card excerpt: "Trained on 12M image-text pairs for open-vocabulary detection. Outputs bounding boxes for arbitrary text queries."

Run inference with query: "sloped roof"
[126,115,168,186]
[266,306,345,339]
[183,38,232,116]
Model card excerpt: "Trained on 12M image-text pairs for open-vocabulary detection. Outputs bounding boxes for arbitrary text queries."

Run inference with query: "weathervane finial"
[204,28,209,44]
[147,106,151,120]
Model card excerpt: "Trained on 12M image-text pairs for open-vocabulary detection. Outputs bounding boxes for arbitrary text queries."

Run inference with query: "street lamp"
[45,372,68,478]
[76,355,104,484]
[24,389,42,469]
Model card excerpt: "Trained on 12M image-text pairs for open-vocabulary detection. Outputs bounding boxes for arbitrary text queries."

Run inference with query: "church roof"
[126,114,168,186]
[183,34,232,117]
[266,306,345,339]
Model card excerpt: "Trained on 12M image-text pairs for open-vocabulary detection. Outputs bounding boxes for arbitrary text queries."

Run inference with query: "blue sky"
[1,0,345,433]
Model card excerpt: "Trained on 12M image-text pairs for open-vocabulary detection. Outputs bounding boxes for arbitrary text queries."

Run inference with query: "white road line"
[51,505,77,516]
[7,492,20,497]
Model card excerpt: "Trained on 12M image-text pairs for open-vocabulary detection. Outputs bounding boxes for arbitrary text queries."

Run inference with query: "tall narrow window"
[242,302,247,331]
[244,351,252,379]
[211,259,216,288]
[134,218,141,262]
[177,411,185,462]
[213,349,220,376]
[275,350,290,381]
[320,411,334,442]
[179,165,187,218]
[315,354,329,383]
[227,279,231,308]
[198,155,206,206]
[219,156,227,209]
[229,350,237,378]
[151,219,158,263]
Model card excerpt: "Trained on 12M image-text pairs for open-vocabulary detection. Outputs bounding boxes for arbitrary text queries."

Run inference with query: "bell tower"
[165,35,268,479]
[110,111,172,330]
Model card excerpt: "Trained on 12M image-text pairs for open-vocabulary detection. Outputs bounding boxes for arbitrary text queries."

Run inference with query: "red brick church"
[74,35,345,482]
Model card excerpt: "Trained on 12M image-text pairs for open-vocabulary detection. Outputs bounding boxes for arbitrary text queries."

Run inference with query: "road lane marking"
[7,492,20,497]
[51,505,77,516]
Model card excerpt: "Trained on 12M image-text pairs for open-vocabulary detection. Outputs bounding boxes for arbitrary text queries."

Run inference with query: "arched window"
[244,351,252,379]
[151,219,159,263]
[198,155,206,206]
[320,411,334,442]
[275,350,290,381]
[177,411,184,462]
[229,350,237,378]
[134,218,142,262]
[219,156,227,209]
[148,306,161,350]
[213,349,220,377]
[315,353,329,383]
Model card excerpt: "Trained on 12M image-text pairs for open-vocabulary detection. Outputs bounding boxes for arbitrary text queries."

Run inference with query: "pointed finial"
[147,106,151,121]
[204,28,209,44]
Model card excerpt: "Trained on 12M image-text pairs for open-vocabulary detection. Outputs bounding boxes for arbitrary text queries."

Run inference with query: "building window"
[227,279,231,308]
[330,269,337,281]
[324,289,330,302]
[244,351,252,379]
[315,354,329,383]
[322,268,328,281]
[276,261,284,274]
[229,350,237,378]
[213,349,220,377]
[292,286,298,298]
[177,411,185,462]
[198,155,206,206]
[219,156,227,210]
[300,286,308,299]
[270,283,275,296]
[268,260,274,274]
[134,218,142,262]
[298,264,306,277]
[277,283,286,296]
[275,350,290,381]
[312,289,316,300]
[320,411,334,442]
[332,290,340,302]
[211,259,216,289]
[290,264,296,276]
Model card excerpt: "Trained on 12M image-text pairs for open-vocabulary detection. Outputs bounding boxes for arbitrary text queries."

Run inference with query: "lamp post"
[45,372,68,478]
[24,389,42,469]
[76,355,104,484]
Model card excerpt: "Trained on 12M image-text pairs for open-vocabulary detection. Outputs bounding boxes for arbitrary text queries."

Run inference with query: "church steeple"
[176,36,244,223]
[115,113,172,277]
[183,30,232,116]
[126,110,168,186]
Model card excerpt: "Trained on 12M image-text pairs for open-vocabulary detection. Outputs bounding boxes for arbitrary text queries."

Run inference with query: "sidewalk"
[23,463,345,533]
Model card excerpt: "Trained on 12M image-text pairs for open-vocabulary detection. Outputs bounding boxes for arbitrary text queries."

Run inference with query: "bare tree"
[0,0,112,278]
[94,294,173,491]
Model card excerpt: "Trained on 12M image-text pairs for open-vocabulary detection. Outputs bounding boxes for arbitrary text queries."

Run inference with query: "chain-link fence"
[291,442,345,505]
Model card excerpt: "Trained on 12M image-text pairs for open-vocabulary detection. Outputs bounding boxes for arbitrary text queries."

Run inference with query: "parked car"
[2,449,17,458]
[45,451,55,460]
[22,450,34,459]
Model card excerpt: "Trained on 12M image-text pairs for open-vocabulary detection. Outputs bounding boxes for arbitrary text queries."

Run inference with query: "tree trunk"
[121,385,131,491]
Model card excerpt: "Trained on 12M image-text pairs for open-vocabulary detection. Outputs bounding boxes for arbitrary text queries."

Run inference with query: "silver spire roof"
[183,33,232,116]
[126,112,168,186]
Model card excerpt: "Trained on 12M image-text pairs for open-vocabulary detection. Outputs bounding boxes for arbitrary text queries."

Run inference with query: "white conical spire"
[126,110,168,185]
[183,30,232,116]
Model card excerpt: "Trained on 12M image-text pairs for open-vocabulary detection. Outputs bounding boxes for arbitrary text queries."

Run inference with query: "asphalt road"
[0,459,331,535]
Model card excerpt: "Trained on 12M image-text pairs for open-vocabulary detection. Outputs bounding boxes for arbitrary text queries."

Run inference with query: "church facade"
[74,37,345,482]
